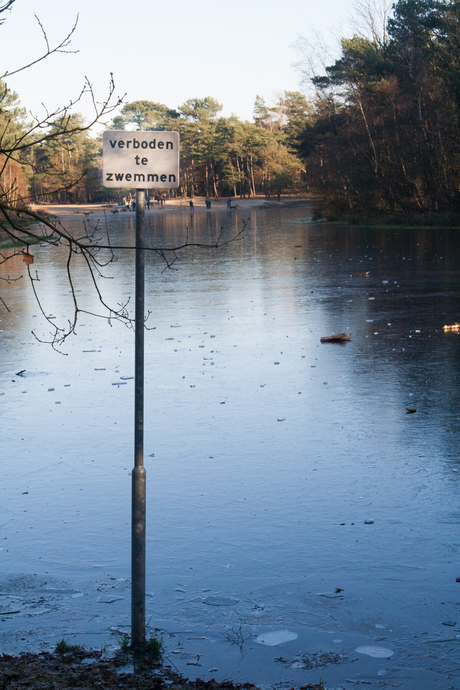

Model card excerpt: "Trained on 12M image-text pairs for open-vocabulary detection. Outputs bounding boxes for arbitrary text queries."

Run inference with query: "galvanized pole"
[132,188,146,648]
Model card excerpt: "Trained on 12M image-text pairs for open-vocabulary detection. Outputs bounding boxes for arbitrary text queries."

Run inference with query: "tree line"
[3,0,460,215]
[1,85,309,205]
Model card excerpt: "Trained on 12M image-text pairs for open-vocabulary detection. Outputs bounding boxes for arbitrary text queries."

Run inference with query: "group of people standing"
[119,195,237,212]
[121,194,165,211]
[189,197,212,210]
[154,193,166,206]
[188,197,235,211]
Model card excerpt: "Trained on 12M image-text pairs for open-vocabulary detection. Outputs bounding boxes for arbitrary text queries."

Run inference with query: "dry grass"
[0,650,256,689]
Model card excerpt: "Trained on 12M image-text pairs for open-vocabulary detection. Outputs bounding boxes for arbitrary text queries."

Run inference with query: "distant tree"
[178,97,222,122]
[30,114,99,203]
[175,98,223,197]
[253,95,272,129]
[111,100,180,131]
[260,139,303,200]
[274,91,313,148]
[0,79,29,206]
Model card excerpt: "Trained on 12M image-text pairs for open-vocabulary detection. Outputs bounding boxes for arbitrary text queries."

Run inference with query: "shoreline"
[25,200,460,229]
[30,196,316,220]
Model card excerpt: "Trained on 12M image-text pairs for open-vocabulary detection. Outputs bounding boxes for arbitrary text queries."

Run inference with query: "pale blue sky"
[2,0,356,129]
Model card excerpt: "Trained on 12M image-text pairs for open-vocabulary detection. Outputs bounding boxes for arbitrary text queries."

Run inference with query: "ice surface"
[97,595,125,604]
[2,206,460,688]
[202,596,239,606]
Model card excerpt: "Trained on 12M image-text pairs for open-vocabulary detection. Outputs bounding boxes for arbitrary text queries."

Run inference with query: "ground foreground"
[0,651,324,690]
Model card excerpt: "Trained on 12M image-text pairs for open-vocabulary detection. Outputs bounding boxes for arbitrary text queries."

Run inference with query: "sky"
[2,0,356,130]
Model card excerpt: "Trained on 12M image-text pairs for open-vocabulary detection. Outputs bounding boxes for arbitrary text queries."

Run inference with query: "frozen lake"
[1,203,460,688]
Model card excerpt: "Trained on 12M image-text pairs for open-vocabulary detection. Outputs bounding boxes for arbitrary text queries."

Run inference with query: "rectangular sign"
[102,130,180,189]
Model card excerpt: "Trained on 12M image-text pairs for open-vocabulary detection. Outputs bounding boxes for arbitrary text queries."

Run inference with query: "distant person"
[227,198,232,209]
[206,198,211,209]
[189,199,194,211]
[131,201,136,212]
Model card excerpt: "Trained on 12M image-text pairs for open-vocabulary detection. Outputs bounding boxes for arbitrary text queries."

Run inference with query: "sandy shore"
[30,196,314,220]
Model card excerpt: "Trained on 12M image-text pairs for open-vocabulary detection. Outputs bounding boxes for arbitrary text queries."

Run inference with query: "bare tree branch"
[0,2,246,352]
[350,0,393,47]
[1,14,79,80]
[0,0,14,24]
[1,75,125,157]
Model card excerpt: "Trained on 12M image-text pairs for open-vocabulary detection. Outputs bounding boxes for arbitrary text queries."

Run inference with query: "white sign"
[102,130,180,189]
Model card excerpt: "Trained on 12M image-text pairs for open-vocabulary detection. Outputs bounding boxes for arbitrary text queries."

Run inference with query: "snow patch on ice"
[356,646,394,658]
[255,630,298,646]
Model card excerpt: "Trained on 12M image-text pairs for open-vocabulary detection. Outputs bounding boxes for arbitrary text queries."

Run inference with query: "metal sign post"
[102,130,180,650]
[132,188,146,648]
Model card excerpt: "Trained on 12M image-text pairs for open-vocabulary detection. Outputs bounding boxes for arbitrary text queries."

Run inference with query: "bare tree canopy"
[351,0,393,46]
